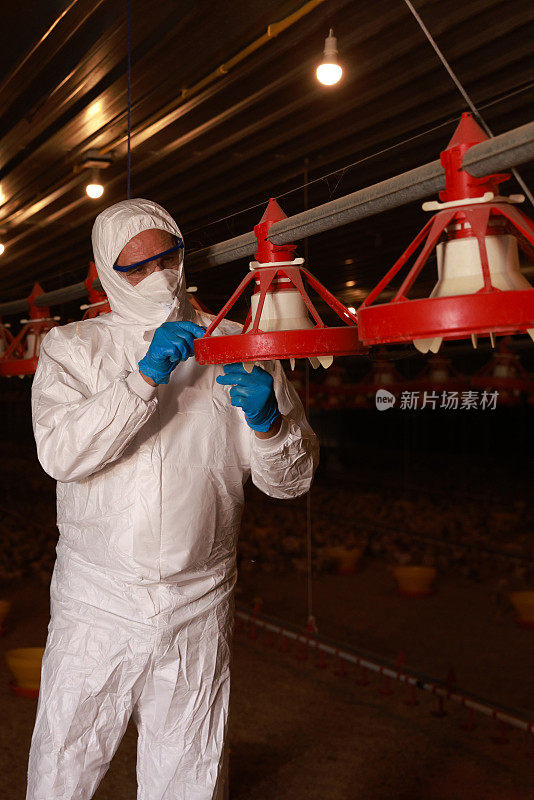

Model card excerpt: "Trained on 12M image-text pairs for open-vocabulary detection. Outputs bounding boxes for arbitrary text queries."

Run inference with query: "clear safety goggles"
[113,241,184,278]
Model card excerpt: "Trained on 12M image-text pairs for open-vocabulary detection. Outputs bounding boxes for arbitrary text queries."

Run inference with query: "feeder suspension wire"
[403,0,534,207]
[183,79,534,239]
[303,156,314,628]
[305,362,314,627]
[126,0,132,200]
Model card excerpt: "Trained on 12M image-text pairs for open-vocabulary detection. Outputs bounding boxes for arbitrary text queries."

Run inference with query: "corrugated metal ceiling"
[0,0,532,314]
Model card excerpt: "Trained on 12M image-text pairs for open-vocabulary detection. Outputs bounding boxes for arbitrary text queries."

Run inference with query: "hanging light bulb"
[80,151,112,200]
[86,169,104,199]
[316,29,343,86]
[0,243,5,256]
[86,183,104,199]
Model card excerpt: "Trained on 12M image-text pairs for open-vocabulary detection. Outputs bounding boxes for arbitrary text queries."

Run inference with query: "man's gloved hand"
[216,363,281,433]
[138,321,206,385]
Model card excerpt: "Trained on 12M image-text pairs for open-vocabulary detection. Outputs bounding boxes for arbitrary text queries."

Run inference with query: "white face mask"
[134,269,180,308]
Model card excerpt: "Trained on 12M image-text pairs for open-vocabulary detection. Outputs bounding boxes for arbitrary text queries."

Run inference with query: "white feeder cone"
[372,367,396,385]
[24,331,45,360]
[245,288,334,369]
[429,366,449,382]
[414,233,534,353]
[492,355,517,379]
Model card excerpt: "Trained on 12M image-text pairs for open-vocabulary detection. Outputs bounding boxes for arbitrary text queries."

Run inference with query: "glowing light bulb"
[316,63,342,85]
[0,243,5,255]
[86,183,104,199]
[87,101,102,118]
[316,29,342,86]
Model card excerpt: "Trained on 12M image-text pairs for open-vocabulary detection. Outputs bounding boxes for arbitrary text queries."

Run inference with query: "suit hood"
[91,198,194,328]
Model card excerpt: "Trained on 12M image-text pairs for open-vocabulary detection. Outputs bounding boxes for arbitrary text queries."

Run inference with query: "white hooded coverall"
[27,199,319,800]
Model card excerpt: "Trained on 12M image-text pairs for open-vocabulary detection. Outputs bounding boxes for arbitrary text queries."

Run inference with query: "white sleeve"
[250,361,319,499]
[31,327,158,483]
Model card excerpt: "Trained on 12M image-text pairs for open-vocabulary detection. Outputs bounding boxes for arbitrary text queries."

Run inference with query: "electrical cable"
[126,0,132,200]
[403,0,534,206]
[184,79,534,238]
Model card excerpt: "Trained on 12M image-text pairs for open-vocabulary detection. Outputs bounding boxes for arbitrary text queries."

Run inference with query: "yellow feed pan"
[510,591,534,629]
[324,546,362,574]
[393,566,437,597]
[6,647,45,695]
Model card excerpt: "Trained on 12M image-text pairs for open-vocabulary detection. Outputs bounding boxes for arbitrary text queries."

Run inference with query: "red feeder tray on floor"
[9,681,40,699]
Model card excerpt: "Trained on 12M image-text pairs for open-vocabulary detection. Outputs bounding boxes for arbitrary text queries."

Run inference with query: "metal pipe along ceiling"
[0,119,532,315]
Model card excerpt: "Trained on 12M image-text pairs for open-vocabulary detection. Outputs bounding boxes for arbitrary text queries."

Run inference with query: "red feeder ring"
[9,681,39,699]
[195,262,364,365]
[357,203,534,346]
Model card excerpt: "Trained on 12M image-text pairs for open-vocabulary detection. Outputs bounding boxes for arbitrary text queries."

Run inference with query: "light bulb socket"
[80,149,113,170]
[322,28,339,64]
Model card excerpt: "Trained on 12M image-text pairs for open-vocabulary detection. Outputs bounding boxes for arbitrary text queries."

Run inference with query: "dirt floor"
[1,575,533,800]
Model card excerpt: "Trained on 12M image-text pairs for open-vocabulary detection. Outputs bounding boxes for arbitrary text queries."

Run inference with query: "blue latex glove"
[138,321,206,384]
[216,363,281,432]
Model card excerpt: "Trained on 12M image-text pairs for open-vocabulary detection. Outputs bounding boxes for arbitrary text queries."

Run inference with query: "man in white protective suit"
[27,198,319,800]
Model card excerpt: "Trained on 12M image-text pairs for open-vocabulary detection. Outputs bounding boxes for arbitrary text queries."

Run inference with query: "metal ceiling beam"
[0,0,520,272]
[0,0,355,257]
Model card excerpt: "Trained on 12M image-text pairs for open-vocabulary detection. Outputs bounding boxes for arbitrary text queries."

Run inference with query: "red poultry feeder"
[357,113,534,351]
[471,337,534,405]
[0,284,59,377]
[351,349,406,407]
[80,262,110,320]
[412,355,467,394]
[315,364,353,409]
[194,199,365,369]
[0,319,14,357]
